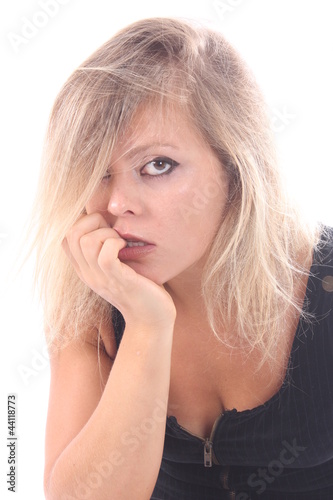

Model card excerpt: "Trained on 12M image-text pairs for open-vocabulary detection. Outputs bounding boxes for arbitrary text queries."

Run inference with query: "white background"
[0,0,332,498]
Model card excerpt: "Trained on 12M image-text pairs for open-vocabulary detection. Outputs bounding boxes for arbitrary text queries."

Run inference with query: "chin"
[123,262,167,286]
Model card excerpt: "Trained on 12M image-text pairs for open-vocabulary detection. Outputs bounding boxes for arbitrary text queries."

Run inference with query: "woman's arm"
[44,319,174,500]
[44,213,176,499]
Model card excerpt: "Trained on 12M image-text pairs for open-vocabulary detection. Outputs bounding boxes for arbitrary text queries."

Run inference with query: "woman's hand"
[62,213,176,328]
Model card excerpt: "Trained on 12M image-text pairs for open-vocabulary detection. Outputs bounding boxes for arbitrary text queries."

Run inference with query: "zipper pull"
[204,439,213,467]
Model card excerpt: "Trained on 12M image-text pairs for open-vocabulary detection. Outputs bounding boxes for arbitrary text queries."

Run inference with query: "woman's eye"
[141,157,179,177]
[101,172,111,182]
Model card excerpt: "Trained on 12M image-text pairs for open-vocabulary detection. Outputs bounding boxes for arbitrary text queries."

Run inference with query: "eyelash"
[101,156,180,182]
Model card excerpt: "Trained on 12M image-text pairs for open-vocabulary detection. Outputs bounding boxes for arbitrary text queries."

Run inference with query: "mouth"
[113,229,153,247]
[125,240,149,248]
[118,239,156,261]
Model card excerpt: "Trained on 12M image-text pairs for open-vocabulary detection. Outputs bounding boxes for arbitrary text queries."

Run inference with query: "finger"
[98,237,128,277]
[80,228,126,273]
[65,213,111,272]
[65,212,109,251]
[96,237,137,308]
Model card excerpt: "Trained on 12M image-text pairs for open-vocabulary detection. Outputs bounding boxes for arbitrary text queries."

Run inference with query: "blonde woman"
[32,18,333,499]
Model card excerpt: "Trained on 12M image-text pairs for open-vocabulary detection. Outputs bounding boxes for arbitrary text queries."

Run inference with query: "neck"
[164,264,206,319]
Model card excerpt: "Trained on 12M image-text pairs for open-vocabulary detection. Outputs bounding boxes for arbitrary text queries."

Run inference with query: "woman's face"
[85,106,229,286]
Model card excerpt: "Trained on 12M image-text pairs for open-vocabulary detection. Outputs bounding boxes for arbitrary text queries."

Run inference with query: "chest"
[167,320,294,439]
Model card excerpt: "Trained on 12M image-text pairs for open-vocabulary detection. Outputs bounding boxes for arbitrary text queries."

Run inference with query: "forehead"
[115,102,208,156]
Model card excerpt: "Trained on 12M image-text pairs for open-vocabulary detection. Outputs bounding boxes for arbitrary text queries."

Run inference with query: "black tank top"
[112,227,333,499]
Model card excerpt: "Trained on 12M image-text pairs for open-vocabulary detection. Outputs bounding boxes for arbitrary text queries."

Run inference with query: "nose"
[106,172,143,218]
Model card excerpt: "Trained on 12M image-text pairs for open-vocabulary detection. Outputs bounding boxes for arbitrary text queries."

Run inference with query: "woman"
[32,17,333,499]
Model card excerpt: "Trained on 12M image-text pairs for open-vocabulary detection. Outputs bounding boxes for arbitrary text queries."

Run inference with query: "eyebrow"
[124,143,179,159]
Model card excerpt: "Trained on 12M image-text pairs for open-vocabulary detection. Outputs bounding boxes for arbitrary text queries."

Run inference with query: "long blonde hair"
[30,17,318,364]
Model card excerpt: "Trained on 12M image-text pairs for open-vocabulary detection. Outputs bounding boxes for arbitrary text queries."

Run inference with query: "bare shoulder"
[48,313,118,360]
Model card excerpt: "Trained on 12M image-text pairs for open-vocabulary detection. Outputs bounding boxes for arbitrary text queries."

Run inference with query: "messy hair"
[30,17,318,365]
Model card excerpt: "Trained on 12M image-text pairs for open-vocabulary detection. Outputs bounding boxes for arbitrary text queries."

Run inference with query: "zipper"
[203,438,213,467]
[172,411,224,467]
[204,410,224,467]
[168,412,236,492]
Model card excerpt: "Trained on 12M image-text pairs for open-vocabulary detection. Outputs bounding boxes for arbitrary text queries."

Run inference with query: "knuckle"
[98,239,121,270]
[97,249,112,270]
[79,232,93,248]
[89,212,106,227]
[66,225,79,243]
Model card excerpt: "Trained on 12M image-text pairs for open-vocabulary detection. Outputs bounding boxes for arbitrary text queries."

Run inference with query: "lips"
[113,230,155,261]
[113,230,153,247]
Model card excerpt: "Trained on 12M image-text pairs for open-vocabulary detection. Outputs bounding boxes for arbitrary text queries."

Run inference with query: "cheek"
[167,175,228,236]
[152,189,223,266]
[85,189,109,214]
[197,169,229,225]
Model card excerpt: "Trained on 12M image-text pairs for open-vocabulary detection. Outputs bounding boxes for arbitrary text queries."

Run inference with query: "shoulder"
[48,316,117,361]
